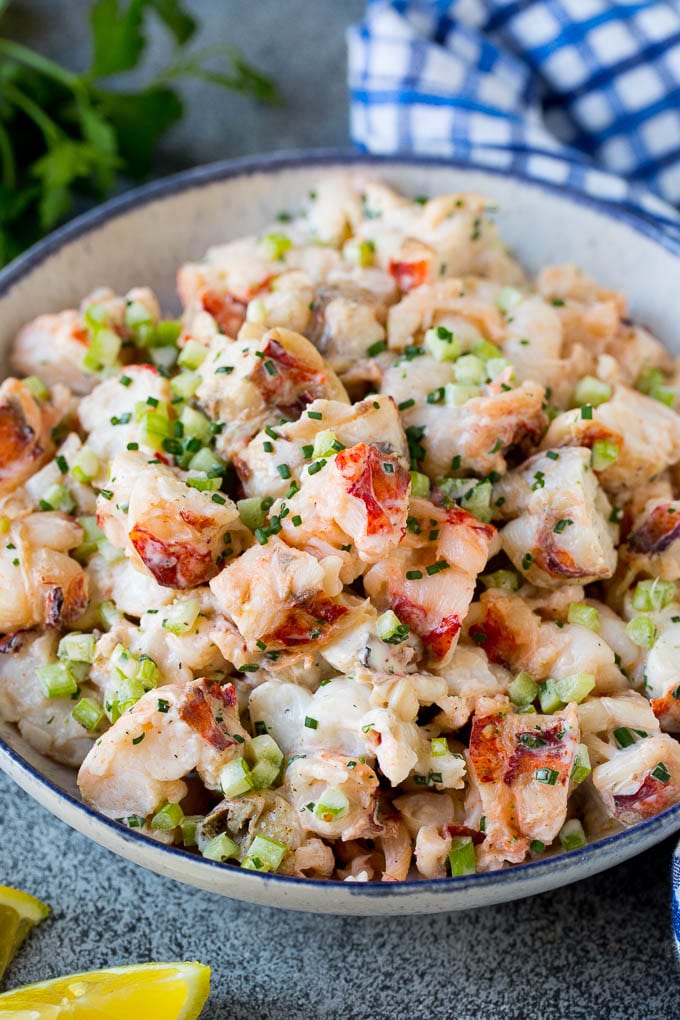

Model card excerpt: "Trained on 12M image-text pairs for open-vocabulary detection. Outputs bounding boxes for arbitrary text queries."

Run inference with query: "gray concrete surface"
[1,2,678,1016]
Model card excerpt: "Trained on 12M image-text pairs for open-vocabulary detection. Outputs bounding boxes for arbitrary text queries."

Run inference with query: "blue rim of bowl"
[1,147,680,897]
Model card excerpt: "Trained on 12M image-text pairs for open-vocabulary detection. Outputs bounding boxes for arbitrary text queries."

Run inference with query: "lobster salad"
[1,176,680,883]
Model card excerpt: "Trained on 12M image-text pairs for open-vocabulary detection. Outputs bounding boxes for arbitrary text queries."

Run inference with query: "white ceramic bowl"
[1,151,680,916]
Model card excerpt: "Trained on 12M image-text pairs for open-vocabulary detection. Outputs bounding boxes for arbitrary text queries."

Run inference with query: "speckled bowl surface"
[1,151,680,916]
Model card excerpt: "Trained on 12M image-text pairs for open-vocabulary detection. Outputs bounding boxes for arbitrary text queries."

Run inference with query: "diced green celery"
[108,676,146,721]
[635,367,676,407]
[313,788,349,822]
[170,370,200,401]
[480,570,521,592]
[41,483,75,514]
[495,286,523,314]
[23,375,49,400]
[444,382,480,406]
[180,814,203,847]
[186,475,221,492]
[242,834,288,872]
[631,578,676,613]
[625,615,657,648]
[570,743,591,785]
[124,300,154,333]
[202,833,239,862]
[259,232,292,261]
[150,801,184,831]
[180,406,212,443]
[454,354,485,385]
[111,644,139,680]
[97,537,125,564]
[539,678,563,714]
[559,818,586,851]
[554,672,595,704]
[486,357,513,381]
[70,446,100,484]
[343,238,375,267]
[312,429,339,459]
[98,600,123,630]
[436,477,477,502]
[72,696,105,731]
[178,339,208,370]
[250,759,281,790]
[237,497,267,531]
[188,447,225,477]
[155,320,182,347]
[591,439,619,471]
[471,339,502,363]
[150,345,178,371]
[38,663,78,699]
[460,480,492,522]
[567,603,600,631]
[220,757,254,797]
[139,411,172,452]
[573,376,611,407]
[431,737,448,757]
[83,302,109,331]
[82,327,121,373]
[423,326,461,362]
[448,836,476,877]
[251,734,284,766]
[409,471,430,498]
[509,671,539,707]
[58,632,96,664]
[163,598,201,636]
[376,609,410,644]
[136,655,159,689]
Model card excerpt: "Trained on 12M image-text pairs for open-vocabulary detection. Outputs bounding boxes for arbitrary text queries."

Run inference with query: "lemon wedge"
[0,961,211,1018]
[0,886,50,984]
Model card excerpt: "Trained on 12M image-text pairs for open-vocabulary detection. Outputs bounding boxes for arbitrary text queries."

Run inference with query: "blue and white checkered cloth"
[348,0,680,236]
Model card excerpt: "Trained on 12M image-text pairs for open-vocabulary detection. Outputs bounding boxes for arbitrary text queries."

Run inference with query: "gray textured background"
[1,2,679,1016]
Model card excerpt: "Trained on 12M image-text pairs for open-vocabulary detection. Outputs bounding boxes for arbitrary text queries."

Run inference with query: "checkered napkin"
[347,0,680,239]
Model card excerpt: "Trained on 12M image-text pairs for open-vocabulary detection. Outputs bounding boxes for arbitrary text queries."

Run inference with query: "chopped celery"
[83,302,109,330]
[124,300,154,332]
[97,537,125,564]
[448,836,476,877]
[70,446,99,484]
[251,734,284,767]
[486,356,513,381]
[180,406,212,443]
[631,578,675,613]
[509,671,539,707]
[453,354,485,386]
[495,286,523,314]
[431,737,448,757]
[178,339,208,370]
[625,615,656,648]
[170,370,200,401]
[150,802,184,831]
[23,375,49,400]
[162,598,201,636]
[186,475,221,492]
[180,814,203,847]
[444,382,480,406]
[409,471,430,498]
[554,672,595,704]
[237,497,267,531]
[58,632,96,664]
[570,743,591,785]
[313,788,349,822]
[471,339,502,363]
[150,345,178,371]
[250,759,281,790]
[220,757,254,798]
[312,429,340,459]
[635,367,676,407]
[242,834,288,872]
[188,447,225,477]
[480,570,521,592]
[591,439,619,471]
[567,603,600,631]
[559,818,586,851]
[259,232,292,261]
[376,609,410,645]
[460,480,492,523]
[202,833,239,862]
[40,483,75,514]
[82,327,121,373]
[155,320,182,347]
[538,678,563,714]
[423,325,461,362]
[72,696,105,731]
[98,600,123,630]
[38,663,78,699]
[573,376,611,407]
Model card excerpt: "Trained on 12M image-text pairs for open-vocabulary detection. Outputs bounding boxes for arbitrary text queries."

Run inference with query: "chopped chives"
[534,767,559,785]
[367,340,387,357]
[304,716,318,730]
[406,569,423,580]
[651,762,671,784]
[398,399,415,411]
[277,464,291,479]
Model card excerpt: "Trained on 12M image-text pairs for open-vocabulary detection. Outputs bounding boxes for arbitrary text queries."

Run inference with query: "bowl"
[1,150,680,916]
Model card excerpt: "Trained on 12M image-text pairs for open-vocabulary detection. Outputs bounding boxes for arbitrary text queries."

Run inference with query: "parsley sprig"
[0,0,278,264]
